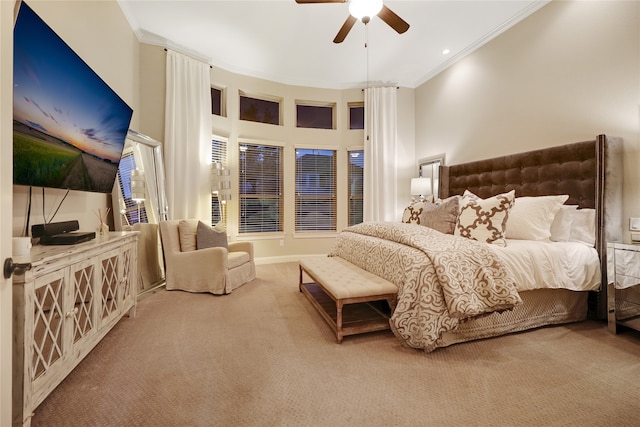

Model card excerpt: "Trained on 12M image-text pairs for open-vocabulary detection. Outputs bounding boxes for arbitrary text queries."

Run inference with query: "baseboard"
[254,254,327,265]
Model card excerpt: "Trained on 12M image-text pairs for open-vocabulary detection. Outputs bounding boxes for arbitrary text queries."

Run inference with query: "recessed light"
[442,49,450,55]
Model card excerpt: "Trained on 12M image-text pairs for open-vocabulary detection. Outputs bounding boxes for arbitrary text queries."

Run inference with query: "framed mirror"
[418,155,445,200]
[112,130,169,295]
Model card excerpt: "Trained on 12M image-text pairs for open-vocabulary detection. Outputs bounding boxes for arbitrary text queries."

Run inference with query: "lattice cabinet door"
[68,258,97,347]
[119,242,136,312]
[28,268,68,395]
[98,247,122,328]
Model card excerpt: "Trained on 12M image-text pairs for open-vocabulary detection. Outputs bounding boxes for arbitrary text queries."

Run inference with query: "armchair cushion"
[196,221,228,250]
[178,219,198,252]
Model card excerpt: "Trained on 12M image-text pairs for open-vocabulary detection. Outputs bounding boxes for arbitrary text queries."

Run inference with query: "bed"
[329,135,623,352]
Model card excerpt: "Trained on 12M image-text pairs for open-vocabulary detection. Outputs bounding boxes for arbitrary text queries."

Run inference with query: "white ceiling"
[118,0,548,90]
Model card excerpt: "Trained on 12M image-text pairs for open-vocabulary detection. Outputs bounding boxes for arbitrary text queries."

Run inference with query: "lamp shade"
[410,177,432,196]
[349,0,383,20]
[130,169,145,202]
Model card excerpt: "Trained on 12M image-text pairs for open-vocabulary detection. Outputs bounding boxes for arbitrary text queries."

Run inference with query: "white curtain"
[364,86,398,222]
[164,50,212,222]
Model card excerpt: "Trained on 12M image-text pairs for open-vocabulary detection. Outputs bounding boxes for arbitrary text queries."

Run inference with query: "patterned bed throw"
[329,222,522,352]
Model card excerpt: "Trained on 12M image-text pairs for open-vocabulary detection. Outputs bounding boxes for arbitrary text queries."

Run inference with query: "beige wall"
[11,0,140,237]
[415,0,640,237]
[138,44,416,261]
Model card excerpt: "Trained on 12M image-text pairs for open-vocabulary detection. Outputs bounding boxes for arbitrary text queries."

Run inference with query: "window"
[211,86,224,116]
[117,152,148,226]
[296,102,335,129]
[238,143,283,233]
[239,92,281,125]
[211,137,228,226]
[348,149,364,226]
[295,148,336,232]
[349,103,364,130]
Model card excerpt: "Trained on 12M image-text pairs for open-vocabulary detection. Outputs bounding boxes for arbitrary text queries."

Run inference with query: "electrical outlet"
[630,217,640,231]
[279,239,284,247]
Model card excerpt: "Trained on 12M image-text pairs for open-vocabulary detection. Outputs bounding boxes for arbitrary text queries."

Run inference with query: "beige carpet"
[31,262,640,427]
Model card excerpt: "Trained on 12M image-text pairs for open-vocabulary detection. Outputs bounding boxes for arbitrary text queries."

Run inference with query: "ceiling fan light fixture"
[349,0,383,22]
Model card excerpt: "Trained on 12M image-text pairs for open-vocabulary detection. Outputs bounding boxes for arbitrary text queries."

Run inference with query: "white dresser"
[606,242,640,334]
[12,232,138,427]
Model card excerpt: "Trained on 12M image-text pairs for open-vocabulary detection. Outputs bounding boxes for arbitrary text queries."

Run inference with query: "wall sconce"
[410,177,432,203]
[130,169,146,203]
[130,169,145,223]
[211,163,231,203]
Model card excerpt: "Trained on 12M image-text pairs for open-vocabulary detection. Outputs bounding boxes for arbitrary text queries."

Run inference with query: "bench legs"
[299,263,395,344]
[336,300,343,344]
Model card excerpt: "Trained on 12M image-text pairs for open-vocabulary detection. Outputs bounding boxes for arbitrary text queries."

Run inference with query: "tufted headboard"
[439,134,623,319]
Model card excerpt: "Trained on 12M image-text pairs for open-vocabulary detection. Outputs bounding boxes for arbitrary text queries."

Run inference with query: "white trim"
[294,144,339,151]
[255,254,327,265]
[293,232,339,239]
[235,233,285,241]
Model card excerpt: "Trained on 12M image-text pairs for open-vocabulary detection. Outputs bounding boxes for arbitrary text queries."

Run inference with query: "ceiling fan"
[295,0,410,44]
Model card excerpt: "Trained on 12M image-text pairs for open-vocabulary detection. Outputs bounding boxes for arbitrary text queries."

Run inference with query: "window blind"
[348,149,364,226]
[211,137,228,226]
[295,148,336,232]
[238,143,283,233]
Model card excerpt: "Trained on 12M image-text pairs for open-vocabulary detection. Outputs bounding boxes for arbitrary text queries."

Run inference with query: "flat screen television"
[13,2,133,194]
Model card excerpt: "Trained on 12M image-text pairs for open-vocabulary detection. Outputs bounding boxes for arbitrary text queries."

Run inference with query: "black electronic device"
[39,232,96,246]
[32,220,96,245]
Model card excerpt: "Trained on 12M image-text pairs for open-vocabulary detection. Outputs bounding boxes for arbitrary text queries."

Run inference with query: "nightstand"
[607,242,640,333]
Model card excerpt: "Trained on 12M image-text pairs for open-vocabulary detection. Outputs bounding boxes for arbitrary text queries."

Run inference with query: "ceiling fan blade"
[378,4,410,34]
[333,15,357,44]
[295,0,346,3]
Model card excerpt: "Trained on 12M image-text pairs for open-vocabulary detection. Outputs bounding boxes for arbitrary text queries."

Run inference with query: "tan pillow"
[402,197,459,234]
[196,221,228,250]
[425,197,460,234]
[455,190,515,246]
[178,219,198,252]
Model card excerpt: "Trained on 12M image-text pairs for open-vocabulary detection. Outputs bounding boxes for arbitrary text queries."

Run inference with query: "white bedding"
[490,239,601,292]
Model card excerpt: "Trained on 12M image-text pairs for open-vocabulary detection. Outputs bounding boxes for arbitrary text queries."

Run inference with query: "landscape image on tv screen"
[13,2,133,193]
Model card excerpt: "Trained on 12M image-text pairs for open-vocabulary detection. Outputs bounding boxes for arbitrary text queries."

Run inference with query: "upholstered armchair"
[159,219,256,295]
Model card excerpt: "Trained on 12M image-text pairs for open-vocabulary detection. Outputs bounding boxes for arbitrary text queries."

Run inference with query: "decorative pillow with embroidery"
[402,201,429,224]
[455,190,515,246]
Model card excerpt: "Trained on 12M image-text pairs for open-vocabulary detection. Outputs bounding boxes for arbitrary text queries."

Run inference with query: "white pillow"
[455,190,515,246]
[550,205,578,242]
[506,195,569,241]
[570,208,596,247]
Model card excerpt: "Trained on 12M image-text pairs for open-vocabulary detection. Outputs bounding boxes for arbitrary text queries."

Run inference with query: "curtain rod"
[361,86,400,91]
[164,48,212,69]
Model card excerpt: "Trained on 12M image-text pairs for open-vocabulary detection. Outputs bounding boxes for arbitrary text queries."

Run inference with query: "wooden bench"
[299,256,398,343]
